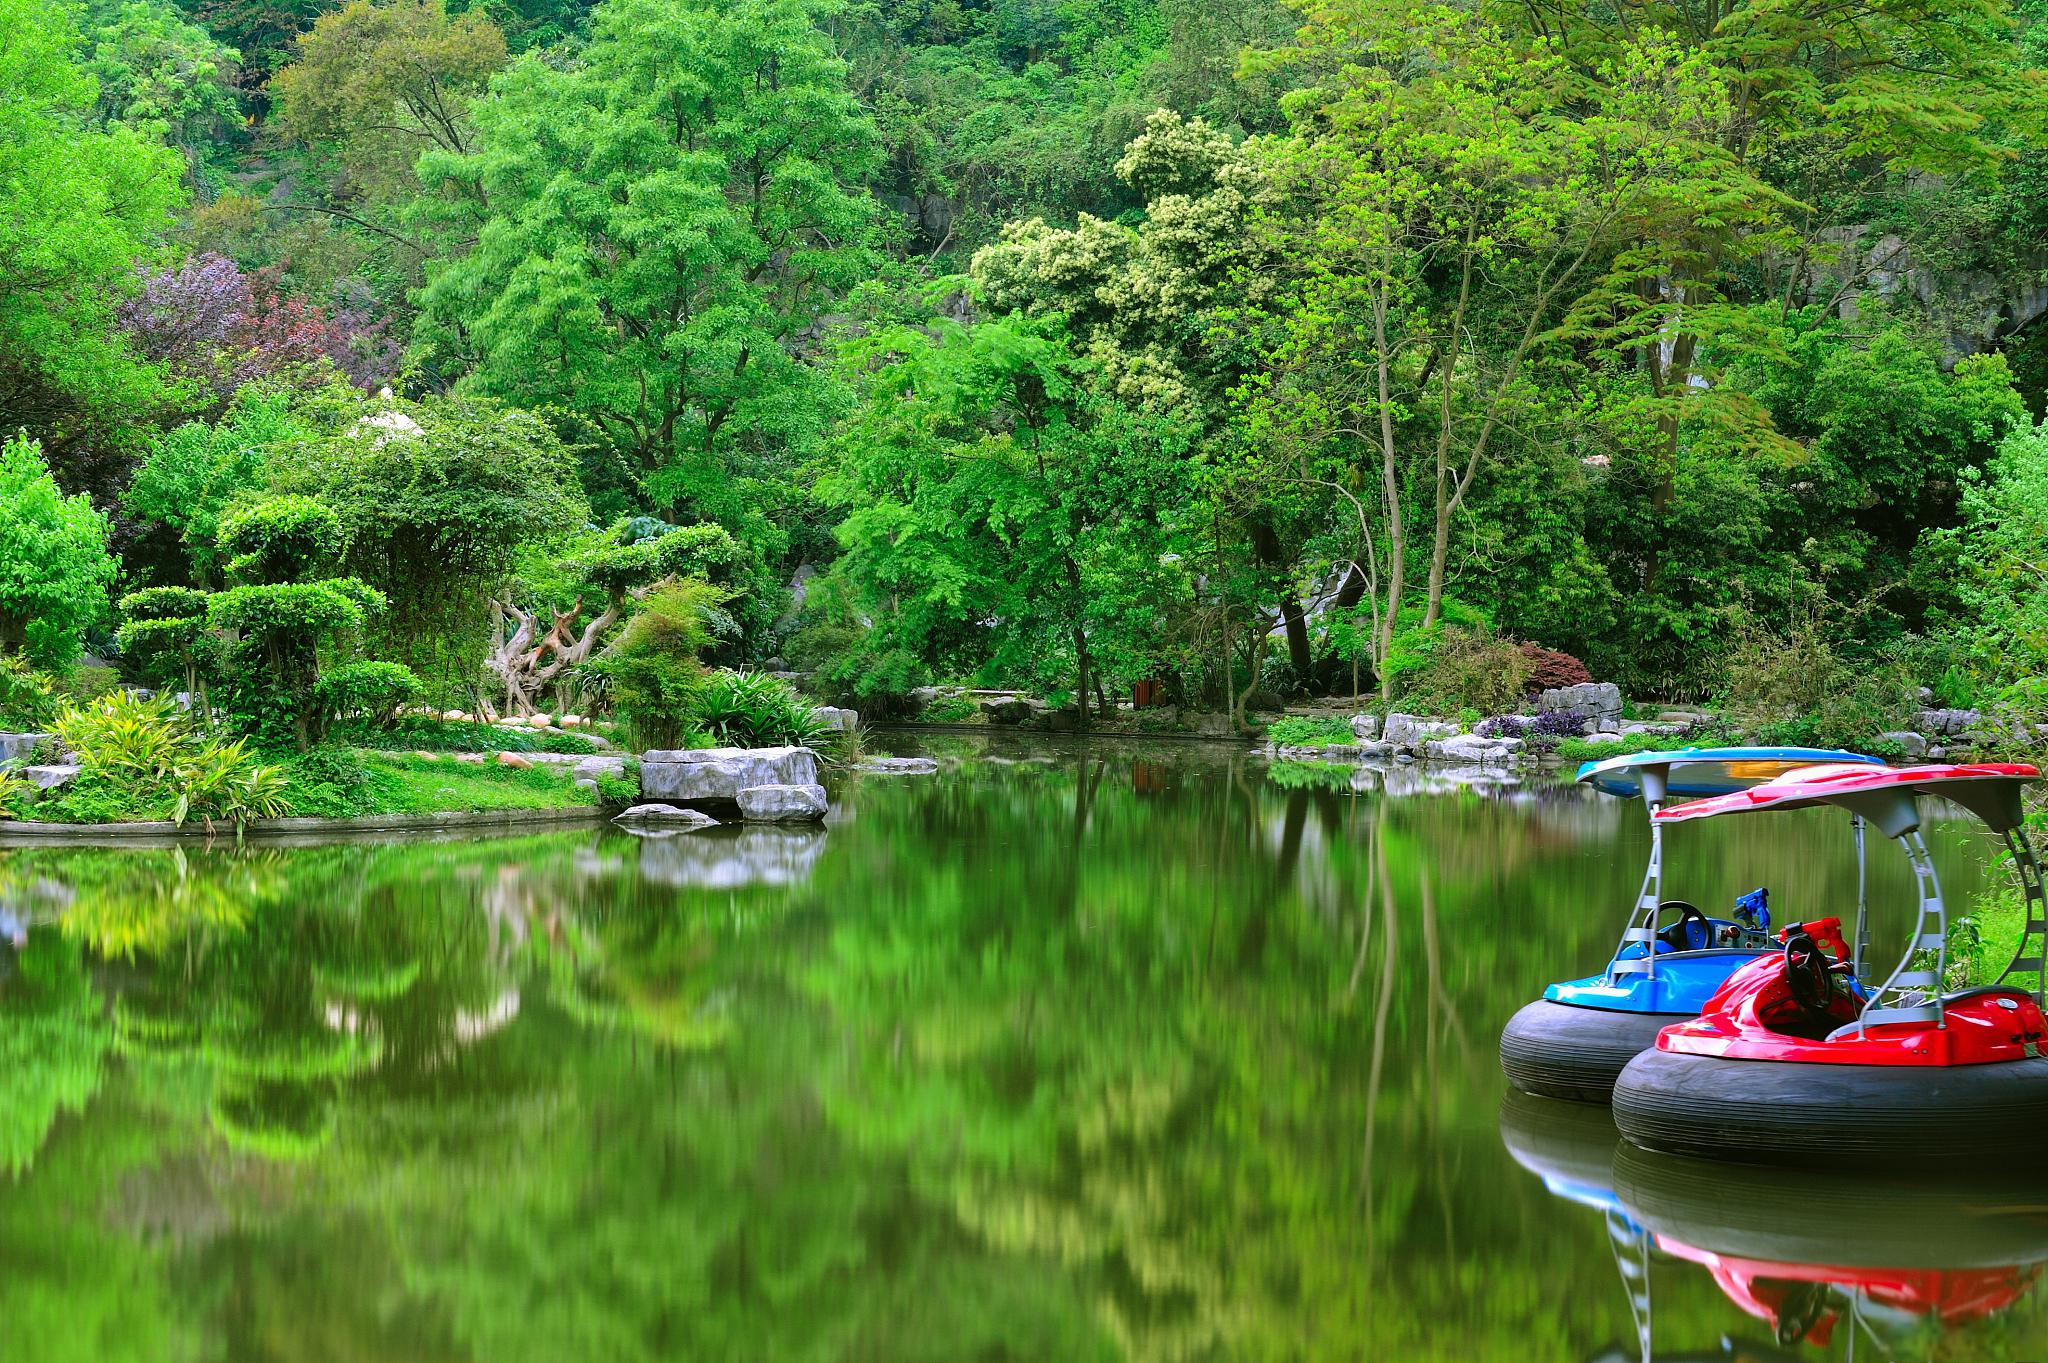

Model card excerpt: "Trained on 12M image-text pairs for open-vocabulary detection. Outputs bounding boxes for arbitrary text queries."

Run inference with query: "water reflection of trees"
[0,747,2034,1362]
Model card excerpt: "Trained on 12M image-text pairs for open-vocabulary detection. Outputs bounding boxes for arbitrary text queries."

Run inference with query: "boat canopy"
[1575,746,1884,802]
[1654,762,2040,839]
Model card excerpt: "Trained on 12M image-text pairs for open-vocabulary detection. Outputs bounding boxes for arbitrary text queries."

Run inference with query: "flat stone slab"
[641,746,819,805]
[21,764,78,790]
[613,802,720,828]
[736,783,828,822]
[573,754,628,781]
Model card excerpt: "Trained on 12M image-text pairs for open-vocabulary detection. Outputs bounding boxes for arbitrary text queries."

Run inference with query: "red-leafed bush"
[1518,642,1593,692]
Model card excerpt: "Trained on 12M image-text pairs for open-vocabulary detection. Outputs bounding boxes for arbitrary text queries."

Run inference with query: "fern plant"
[689,670,837,753]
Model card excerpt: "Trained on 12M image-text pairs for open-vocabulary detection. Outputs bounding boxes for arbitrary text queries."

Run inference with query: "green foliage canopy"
[0,434,120,667]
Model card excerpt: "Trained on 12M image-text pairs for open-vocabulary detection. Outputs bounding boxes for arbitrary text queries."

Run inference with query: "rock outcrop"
[573,754,628,783]
[1383,714,1459,748]
[641,746,819,809]
[1880,730,1930,759]
[613,803,720,828]
[812,706,860,732]
[859,756,939,775]
[1424,734,1523,766]
[736,783,830,822]
[0,732,51,764]
[1538,682,1623,731]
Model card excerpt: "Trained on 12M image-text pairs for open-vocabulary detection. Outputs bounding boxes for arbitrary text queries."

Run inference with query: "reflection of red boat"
[1614,763,2048,1164]
[1613,1143,2048,1353]
[1657,1241,2039,1348]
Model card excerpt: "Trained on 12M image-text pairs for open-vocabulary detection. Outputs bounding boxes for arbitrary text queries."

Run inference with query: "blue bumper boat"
[1499,746,1884,1102]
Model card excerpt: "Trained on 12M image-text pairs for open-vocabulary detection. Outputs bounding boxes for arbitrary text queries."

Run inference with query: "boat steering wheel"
[1783,929,1835,1016]
[1655,900,1714,953]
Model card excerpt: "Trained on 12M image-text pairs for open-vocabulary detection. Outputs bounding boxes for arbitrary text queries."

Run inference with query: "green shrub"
[208,579,377,637]
[1267,715,1355,746]
[652,523,744,582]
[48,691,290,827]
[54,690,187,783]
[115,587,217,700]
[315,661,423,727]
[217,495,343,582]
[594,772,639,805]
[0,766,34,817]
[0,433,118,667]
[119,586,210,622]
[585,579,725,749]
[689,670,836,751]
[0,655,59,729]
[1397,627,1534,714]
[921,693,980,723]
[275,746,373,818]
[1717,592,1913,749]
[1554,730,1728,762]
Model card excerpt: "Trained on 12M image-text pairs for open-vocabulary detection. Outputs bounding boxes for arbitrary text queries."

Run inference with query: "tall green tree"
[270,393,588,690]
[0,434,120,666]
[0,0,183,491]
[1238,0,1783,693]
[822,314,1199,716]
[416,0,883,533]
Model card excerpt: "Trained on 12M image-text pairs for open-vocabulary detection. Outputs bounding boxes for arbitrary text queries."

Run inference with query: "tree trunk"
[1279,594,1312,681]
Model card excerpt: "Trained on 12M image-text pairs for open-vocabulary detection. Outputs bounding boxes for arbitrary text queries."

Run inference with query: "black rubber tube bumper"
[1498,999,1682,1104]
[1613,1046,2048,1166]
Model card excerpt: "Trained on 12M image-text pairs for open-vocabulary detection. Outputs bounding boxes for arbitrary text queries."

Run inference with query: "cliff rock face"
[1817,228,2048,360]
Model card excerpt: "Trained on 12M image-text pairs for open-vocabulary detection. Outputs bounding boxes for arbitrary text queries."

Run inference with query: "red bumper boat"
[1612,762,2048,1165]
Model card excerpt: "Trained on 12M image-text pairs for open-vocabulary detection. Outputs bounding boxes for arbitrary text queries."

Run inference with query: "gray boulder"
[641,746,819,808]
[0,732,52,765]
[1425,734,1524,766]
[859,756,939,775]
[1576,731,1625,747]
[1880,731,1930,759]
[573,754,628,782]
[1384,713,1459,749]
[981,697,1037,724]
[614,802,721,828]
[1912,707,1981,737]
[1539,682,1623,725]
[736,783,829,822]
[1350,713,1382,741]
[812,705,860,732]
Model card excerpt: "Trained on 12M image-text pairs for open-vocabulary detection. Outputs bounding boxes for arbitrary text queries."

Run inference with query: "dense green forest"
[8,0,2048,733]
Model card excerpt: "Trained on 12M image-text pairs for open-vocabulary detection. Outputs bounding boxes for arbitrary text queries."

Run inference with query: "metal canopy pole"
[1608,766,1670,986]
[1855,826,1948,1034]
[1852,814,1868,976]
[1997,826,2048,1006]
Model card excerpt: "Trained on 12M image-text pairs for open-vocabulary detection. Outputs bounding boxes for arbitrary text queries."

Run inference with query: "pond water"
[2,734,2044,1363]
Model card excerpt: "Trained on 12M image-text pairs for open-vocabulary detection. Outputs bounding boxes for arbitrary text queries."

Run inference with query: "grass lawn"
[283,751,597,818]
[27,748,601,824]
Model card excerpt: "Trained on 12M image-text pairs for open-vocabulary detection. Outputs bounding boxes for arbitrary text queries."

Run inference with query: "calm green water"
[2,735,2043,1363]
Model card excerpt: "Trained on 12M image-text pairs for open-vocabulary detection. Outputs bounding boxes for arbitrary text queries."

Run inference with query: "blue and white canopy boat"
[1498,746,1885,1103]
